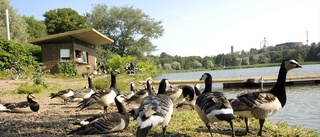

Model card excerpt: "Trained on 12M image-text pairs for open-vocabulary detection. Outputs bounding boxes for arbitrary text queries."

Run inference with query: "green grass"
[125,110,319,137]
[1,73,319,137]
[16,84,43,94]
[130,110,319,137]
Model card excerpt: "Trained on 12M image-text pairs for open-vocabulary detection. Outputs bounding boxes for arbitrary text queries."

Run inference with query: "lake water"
[155,64,320,133]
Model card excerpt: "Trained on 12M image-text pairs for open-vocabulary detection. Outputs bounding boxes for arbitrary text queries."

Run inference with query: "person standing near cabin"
[97,61,107,74]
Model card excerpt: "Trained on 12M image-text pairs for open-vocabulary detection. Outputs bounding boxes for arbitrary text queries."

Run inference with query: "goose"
[0,100,9,112]
[135,78,174,137]
[229,59,301,136]
[120,82,136,100]
[125,78,153,105]
[50,89,74,105]
[77,69,120,113]
[69,74,96,102]
[2,94,40,113]
[165,84,195,105]
[176,84,201,110]
[68,95,129,135]
[195,73,235,137]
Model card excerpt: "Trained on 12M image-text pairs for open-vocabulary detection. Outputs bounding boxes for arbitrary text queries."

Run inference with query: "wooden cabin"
[29,28,113,74]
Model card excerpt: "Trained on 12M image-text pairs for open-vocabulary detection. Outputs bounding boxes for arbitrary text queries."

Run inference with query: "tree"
[0,0,29,43]
[43,8,88,34]
[22,16,47,39]
[85,4,164,58]
[192,60,202,68]
[171,61,181,70]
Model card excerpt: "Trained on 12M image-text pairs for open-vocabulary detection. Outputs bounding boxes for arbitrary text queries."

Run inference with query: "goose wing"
[4,101,29,110]
[137,95,173,119]
[230,90,277,111]
[69,113,128,134]
[136,94,173,137]
[126,89,148,103]
[197,92,232,114]
[77,88,115,110]
[51,89,74,99]
[72,88,94,98]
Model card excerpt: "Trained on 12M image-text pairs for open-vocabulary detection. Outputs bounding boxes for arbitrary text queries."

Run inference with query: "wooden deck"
[141,73,320,88]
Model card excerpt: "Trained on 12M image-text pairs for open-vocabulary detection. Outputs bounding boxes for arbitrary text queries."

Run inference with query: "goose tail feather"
[136,125,152,137]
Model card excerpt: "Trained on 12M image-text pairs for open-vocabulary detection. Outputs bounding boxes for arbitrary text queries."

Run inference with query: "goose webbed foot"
[162,125,167,137]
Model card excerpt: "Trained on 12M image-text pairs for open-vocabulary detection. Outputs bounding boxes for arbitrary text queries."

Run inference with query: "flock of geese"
[0,59,302,137]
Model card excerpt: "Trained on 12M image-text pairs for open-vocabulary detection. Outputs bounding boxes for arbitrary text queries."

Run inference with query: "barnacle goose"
[69,74,96,102]
[2,94,40,113]
[125,78,153,105]
[229,59,301,136]
[195,73,235,137]
[120,82,136,100]
[68,95,129,135]
[135,78,174,137]
[176,84,201,110]
[50,88,74,105]
[165,84,195,105]
[77,70,120,113]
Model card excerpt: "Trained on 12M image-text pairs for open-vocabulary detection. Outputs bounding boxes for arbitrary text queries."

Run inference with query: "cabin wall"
[41,43,73,73]
[40,42,97,74]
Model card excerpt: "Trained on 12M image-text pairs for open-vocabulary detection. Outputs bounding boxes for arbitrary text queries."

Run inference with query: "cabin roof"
[29,28,114,46]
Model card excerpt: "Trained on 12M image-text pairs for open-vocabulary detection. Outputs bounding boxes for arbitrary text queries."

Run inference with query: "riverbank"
[0,76,319,136]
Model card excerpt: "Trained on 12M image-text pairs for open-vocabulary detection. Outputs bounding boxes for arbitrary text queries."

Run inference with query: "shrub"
[106,54,136,71]
[58,61,77,77]
[0,38,38,70]
[17,84,42,94]
[136,61,159,76]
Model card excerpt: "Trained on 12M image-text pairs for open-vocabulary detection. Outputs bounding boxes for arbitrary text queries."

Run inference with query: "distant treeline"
[147,42,320,70]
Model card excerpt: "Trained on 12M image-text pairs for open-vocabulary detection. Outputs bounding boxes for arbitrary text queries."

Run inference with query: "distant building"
[275,42,304,47]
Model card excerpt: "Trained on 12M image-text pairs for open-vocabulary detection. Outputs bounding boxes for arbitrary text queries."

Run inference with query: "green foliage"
[171,61,181,70]
[43,8,88,34]
[32,65,46,86]
[0,0,29,43]
[86,4,164,58]
[22,15,47,39]
[136,61,159,76]
[0,38,38,70]
[155,41,320,71]
[93,78,108,90]
[163,63,171,70]
[57,61,77,77]
[106,54,136,71]
[17,84,42,94]
[192,60,202,68]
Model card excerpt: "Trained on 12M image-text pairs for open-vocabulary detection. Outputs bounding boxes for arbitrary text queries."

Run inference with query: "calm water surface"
[155,64,320,132]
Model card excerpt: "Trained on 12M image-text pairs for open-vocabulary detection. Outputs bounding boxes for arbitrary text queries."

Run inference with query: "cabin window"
[60,49,70,61]
[75,49,88,64]
[82,51,88,63]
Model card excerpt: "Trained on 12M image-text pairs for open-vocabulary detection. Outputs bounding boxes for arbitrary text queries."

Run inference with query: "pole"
[6,9,10,40]
[306,31,308,46]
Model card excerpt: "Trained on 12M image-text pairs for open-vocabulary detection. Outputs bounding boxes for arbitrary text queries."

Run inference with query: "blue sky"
[10,0,320,57]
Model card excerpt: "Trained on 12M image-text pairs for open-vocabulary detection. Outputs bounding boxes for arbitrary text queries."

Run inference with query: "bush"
[0,38,38,70]
[17,84,42,94]
[106,54,136,72]
[136,61,159,76]
[58,61,77,77]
